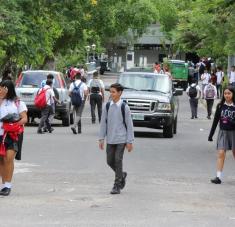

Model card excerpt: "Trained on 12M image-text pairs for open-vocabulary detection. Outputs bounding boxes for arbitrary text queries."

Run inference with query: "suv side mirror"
[173,88,183,96]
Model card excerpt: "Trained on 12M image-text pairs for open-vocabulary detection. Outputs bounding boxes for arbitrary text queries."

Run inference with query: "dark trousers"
[106,143,125,187]
[206,99,214,117]
[216,84,222,99]
[189,98,198,118]
[38,105,52,130]
[90,93,102,123]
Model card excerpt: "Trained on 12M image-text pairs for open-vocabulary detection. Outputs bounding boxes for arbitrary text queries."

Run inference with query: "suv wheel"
[62,112,70,126]
[163,123,174,138]
[173,117,177,134]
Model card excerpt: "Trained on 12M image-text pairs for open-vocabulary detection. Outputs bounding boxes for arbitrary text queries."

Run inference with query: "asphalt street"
[1,74,235,227]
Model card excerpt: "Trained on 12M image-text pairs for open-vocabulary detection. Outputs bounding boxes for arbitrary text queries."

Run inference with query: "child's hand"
[126,143,133,152]
[99,140,104,150]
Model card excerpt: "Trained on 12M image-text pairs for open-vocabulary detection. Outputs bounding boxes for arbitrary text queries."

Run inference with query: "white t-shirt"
[69,80,88,100]
[201,73,211,85]
[38,85,55,105]
[186,83,201,99]
[0,99,27,135]
[87,79,105,95]
[229,71,235,83]
[216,71,224,85]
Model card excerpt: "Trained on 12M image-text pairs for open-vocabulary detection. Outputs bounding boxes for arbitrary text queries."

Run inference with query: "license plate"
[132,114,144,120]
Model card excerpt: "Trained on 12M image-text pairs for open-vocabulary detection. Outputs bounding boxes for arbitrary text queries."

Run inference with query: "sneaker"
[43,128,48,133]
[0,187,11,196]
[37,129,45,134]
[71,127,77,134]
[48,128,54,133]
[211,177,221,184]
[110,186,120,194]
[120,172,127,190]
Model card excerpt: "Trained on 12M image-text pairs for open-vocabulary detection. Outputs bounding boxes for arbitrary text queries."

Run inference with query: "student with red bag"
[0,80,27,196]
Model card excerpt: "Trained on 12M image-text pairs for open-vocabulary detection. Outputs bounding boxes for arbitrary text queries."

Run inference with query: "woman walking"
[0,80,27,196]
[208,85,235,184]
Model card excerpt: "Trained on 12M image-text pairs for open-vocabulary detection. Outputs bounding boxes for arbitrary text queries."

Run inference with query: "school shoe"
[71,127,77,134]
[37,129,45,134]
[120,172,127,190]
[43,128,48,133]
[110,185,120,194]
[0,187,11,196]
[48,128,54,133]
[211,177,222,184]
[207,116,211,119]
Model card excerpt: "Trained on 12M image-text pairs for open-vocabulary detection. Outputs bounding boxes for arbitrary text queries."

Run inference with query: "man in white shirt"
[37,79,55,134]
[87,71,105,123]
[215,67,224,99]
[69,72,88,134]
[201,69,211,99]
[229,66,235,87]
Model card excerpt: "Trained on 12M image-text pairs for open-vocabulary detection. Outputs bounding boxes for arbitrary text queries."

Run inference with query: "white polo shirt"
[69,80,88,101]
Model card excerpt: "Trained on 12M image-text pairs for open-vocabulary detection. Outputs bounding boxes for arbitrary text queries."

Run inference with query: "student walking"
[229,66,235,87]
[208,86,235,184]
[186,79,201,119]
[0,80,27,196]
[99,83,134,194]
[69,72,88,134]
[215,67,224,99]
[204,79,217,119]
[87,71,105,123]
[201,69,211,99]
[37,79,56,134]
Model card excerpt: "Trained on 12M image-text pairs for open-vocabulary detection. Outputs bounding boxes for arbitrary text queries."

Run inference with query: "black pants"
[206,99,214,117]
[90,93,102,123]
[189,98,198,118]
[106,143,125,187]
[38,105,52,131]
[216,84,222,99]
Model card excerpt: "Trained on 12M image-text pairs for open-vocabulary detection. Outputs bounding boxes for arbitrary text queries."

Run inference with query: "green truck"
[169,60,189,90]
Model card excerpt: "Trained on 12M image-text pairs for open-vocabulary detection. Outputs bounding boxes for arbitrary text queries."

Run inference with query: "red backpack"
[34,88,49,109]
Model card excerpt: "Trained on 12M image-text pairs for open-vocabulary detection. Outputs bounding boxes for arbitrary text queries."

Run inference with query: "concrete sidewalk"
[200,98,220,116]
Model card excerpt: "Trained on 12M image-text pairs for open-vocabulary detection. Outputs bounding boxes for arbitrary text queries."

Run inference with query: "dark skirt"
[0,133,24,160]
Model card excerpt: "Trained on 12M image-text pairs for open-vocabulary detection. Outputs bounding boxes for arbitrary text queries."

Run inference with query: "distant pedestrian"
[216,67,224,99]
[37,79,57,134]
[87,71,105,123]
[228,66,235,87]
[0,80,27,196]
[186,78,201,119]
[99,83,134,194]
[208,85,235,184]
[204,79,217,119]
[69,72,88,134]
[201,69,211,99]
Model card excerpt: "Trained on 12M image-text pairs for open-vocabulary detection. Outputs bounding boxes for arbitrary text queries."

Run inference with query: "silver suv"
[15,70,73,126]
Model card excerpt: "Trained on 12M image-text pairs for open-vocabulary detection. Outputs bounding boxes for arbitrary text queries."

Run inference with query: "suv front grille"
[124,99,157,113]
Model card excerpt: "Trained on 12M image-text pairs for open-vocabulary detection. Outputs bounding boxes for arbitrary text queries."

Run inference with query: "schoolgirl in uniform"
[208,85,235,184]
[0,80,27,196]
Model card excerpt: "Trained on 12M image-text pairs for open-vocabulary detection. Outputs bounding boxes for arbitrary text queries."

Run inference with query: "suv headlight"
[158,103,171,111]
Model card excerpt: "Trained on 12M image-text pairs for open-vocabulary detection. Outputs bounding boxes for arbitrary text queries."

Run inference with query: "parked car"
[117,72,183,138]
[15,70,73,126]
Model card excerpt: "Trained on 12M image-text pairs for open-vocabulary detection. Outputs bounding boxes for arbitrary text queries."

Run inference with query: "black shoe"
[191,117,194,119]
[211,177,221,184]
[71,127,77,134]
[43,128,48,133]
[37,129,45,134]
[0,187,11,196]
[120,172,127,190]
[48,128,54,133]
[195,116,198,119]
[77,129,81,134]
[110,186,120,194]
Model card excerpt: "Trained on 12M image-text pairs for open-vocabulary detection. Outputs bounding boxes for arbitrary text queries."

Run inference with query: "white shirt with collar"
[110,99,122,107]
[229,71,235,83]
[69,79,88,101]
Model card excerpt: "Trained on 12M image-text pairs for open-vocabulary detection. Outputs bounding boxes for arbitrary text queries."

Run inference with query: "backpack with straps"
[71,82,83,107]
[188,86,197,98]
[90,79,101,93]
[205,84,215,99]
[34,88,50,109]
[106,101,127,130]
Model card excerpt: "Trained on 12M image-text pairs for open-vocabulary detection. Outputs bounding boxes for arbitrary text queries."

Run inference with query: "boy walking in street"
[99,83,134,194]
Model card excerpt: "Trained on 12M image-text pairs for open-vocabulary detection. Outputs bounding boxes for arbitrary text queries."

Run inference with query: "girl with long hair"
[208,85,235,184]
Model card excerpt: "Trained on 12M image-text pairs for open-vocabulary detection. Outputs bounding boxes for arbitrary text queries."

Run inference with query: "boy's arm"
[99,105,107,143]
[125,105,134,144]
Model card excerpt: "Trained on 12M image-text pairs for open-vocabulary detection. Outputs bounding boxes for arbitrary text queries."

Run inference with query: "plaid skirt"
[217,129,235,151]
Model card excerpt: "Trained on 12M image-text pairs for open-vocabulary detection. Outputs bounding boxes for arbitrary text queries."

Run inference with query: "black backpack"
[71,82,83,107]
[106,101,127,129]
[188,86,197,98]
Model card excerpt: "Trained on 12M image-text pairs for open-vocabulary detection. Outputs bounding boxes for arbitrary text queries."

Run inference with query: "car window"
[20,72,60,88]
[119,74,170,93]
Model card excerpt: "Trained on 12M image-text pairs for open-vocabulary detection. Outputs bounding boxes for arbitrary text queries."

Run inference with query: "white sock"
[217,171,222,179]
[4,182,12,189]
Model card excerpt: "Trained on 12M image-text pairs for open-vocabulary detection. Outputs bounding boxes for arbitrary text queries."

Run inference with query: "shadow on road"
[134,131,163,138]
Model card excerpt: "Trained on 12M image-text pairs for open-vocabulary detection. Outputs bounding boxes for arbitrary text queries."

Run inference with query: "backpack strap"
[106,101,127,130]
[73,81,82,90]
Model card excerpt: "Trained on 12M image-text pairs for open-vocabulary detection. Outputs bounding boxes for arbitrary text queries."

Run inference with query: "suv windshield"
[20,72,60,88]
[119,73,170,93]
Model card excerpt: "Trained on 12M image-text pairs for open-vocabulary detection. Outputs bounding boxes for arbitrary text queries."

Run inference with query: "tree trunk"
[40,56,56,70]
